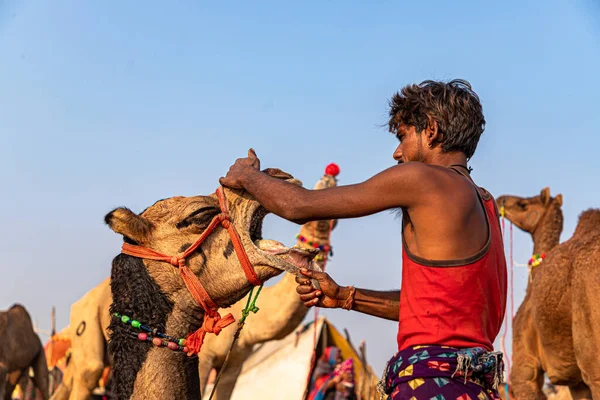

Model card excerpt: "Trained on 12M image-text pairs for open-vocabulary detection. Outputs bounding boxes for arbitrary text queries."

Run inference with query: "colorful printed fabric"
[378,345,504,400]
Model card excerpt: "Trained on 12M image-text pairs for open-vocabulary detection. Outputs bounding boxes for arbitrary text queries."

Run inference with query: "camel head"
[496,187,563,234]
[105,168,317,308]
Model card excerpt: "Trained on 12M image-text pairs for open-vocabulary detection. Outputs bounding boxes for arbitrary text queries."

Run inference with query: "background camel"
[198,165,339,399]
[106,168,321,400]
[0,304,49,400]
[497,188,600,399]
[50,278,112,400]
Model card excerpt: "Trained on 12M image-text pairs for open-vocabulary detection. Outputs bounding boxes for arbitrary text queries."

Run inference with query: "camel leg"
[572,266,600,399]
[510,364,546,400]
[568,381,592,400]
[510,340,546,400]
[213,350,250,400]
[2,383,16,400]
[2,369,24,400]
[213,365,243,400]
[68,358,104,400]
[0,366,7,400]
[50,353,76,400]
[50,367,72,400]
[31,349,49,400]
[68,319,105,400]
[198,355,214,398]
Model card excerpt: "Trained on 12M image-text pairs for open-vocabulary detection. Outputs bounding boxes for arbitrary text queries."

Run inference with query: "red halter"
[121,187,261,355]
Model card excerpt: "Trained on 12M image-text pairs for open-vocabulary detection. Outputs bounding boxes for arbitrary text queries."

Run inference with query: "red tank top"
[397,179,507,351]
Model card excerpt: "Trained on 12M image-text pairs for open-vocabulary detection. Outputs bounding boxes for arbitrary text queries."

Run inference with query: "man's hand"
[295,268,349,308]
[219,148,261,189]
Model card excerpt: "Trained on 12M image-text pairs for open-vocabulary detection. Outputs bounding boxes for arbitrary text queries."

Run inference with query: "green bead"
[178,339,186,346]
[114,313,120,317]
[131,320,141,329]
[121,315,131,324]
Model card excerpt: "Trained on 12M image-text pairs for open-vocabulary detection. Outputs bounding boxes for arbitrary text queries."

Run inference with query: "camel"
[49,166,338,400]
[50,279,112,400]
[198,165,339,399]
[105,168,320,400]
[497,188,600,399]
[0,304,49,400]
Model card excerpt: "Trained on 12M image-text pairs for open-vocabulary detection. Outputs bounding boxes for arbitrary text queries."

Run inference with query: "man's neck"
[426,151,469,169]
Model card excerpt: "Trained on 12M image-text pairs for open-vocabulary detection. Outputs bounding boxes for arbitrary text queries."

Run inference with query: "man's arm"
[339,287,400,321]
[221,153,431,224]
[295,268,399,321]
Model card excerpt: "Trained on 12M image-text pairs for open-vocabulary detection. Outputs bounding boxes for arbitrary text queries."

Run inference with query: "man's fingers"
[295,275,311,285]
[299,292,321,302]
[296,285,316,295]
[219,176,240,189]
[302,299,319,308]
[300,268,327,281]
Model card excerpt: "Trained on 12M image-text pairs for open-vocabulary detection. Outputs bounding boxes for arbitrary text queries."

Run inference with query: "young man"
[220,79,507,399]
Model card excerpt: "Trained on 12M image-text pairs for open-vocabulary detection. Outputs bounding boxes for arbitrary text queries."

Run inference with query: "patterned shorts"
[378,345,503,400]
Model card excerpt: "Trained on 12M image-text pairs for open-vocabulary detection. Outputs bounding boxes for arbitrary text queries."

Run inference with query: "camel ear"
[540,187,551,205]
[262,168,293,180]
[555,194,563,206]
[104,207,153,243]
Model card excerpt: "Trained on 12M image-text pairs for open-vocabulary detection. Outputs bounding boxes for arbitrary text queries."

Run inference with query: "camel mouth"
[249,206,267,243]
[254,239,319,270]
[242,174,320,277]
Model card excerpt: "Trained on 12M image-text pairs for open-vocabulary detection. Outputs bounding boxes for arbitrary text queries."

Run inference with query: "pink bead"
[183,346,189,354]
[152,338,163,347]
[167,342,179,351]
[138,332,148,341]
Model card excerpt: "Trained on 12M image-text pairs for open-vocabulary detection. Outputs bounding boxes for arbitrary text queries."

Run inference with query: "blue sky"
[1,0,599,375]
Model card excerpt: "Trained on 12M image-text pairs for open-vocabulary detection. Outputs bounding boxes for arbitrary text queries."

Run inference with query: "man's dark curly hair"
[388,79,485,160]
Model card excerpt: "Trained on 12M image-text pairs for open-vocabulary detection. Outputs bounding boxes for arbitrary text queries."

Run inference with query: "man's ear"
[105,207,153,243]
[426,118,442,146]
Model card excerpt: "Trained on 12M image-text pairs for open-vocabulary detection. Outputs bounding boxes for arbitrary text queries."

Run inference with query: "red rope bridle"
[121,186,261,356]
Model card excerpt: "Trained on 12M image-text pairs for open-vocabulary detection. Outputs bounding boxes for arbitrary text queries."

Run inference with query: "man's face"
[393,123,424,164]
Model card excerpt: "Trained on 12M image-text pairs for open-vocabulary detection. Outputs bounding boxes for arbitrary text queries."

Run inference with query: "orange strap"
[120,187,260,355]
[215,188,261,287]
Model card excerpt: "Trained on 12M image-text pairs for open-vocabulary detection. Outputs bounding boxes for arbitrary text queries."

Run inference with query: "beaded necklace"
[113,313,188,353]
[527,253,546,283]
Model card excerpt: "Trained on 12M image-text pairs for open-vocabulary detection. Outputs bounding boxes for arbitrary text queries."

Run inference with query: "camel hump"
[9,303,27,311]
[8,303,32,320]
[574,209,600,238]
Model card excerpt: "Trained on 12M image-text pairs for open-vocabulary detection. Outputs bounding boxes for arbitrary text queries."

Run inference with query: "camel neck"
[109,254,205,399]
[131,348,200,400]
[531,204,563,255]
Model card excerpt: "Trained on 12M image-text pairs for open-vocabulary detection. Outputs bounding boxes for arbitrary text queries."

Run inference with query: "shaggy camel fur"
[198,171,338,399]
[0,304,49,400]
[497,188,600,399]
[107,168,319,400]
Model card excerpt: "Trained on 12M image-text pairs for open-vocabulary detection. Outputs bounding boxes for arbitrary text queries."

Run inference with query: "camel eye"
[517,202,527,210]
[177,207,219,229]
